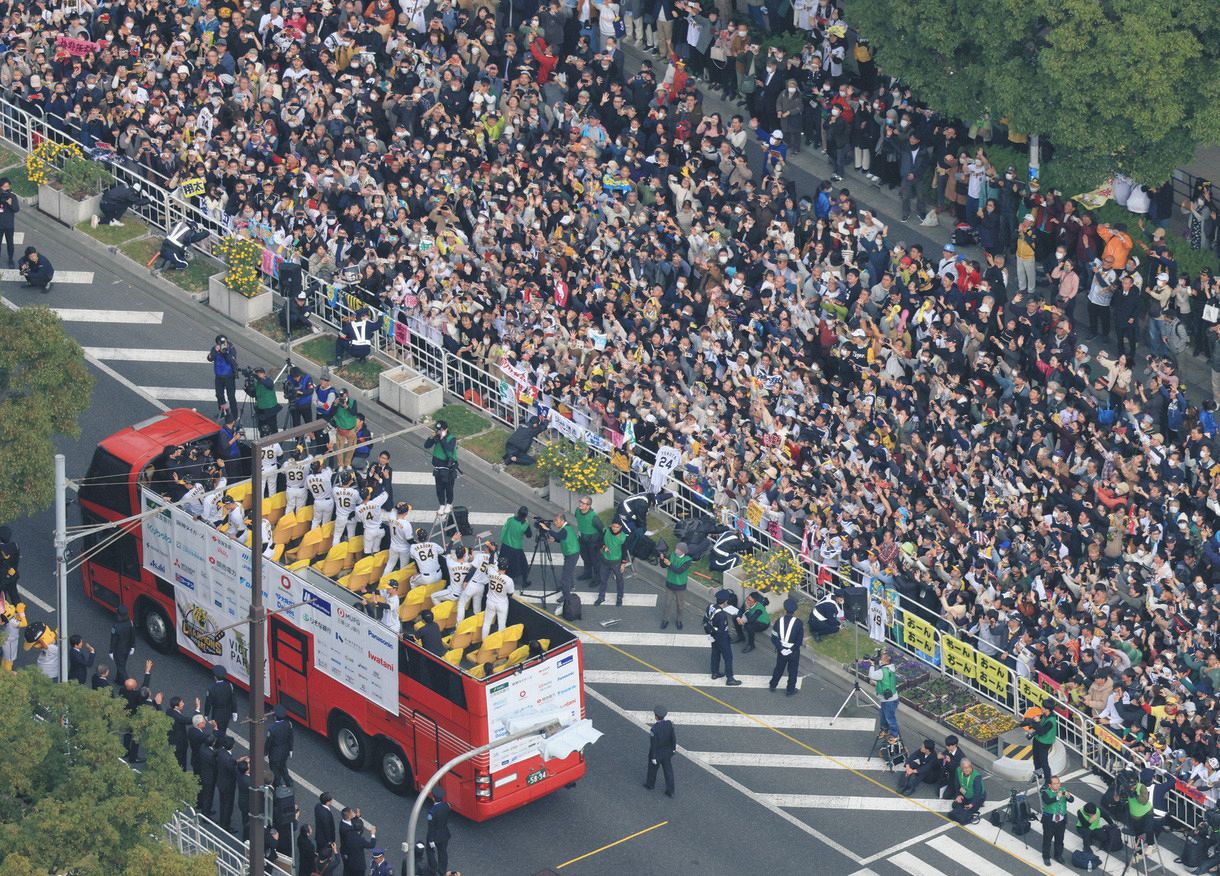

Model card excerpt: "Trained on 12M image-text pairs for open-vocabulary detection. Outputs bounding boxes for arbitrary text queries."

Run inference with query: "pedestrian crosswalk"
[53,307,162,323]
[1,268,94,283]
[625,710,875,731]
[587,670,798,690]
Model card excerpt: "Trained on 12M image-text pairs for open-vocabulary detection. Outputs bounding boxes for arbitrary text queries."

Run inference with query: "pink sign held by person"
[56,35,106,57]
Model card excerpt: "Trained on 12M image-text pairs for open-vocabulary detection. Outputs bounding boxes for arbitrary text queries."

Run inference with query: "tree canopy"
[0,306,93,522]
[0,670,212,876]
[847,0,1220,188]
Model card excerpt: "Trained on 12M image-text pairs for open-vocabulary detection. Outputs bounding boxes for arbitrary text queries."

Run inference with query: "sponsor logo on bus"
[181,604,224,656]
[302,589,332,616]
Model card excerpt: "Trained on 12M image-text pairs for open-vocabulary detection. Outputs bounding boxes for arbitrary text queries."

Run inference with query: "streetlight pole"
[248,418,325,874]
[404,721,561,876]
[54,453,68,683]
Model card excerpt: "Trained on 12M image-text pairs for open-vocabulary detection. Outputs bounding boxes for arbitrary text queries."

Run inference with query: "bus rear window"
[78,447,134,516]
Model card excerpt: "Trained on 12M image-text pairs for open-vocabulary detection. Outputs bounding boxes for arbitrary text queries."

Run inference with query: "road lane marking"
[144,386,289,405]
[625,710,873,731]
[391,471,436,486]
[521,592,656,607]
[929,834,1033,876]
[405,510,506,526]
[554,820,668,870]
[588,670,794,689]
[52,308,163,324]
[1,268,94,283]
[761,793,955,812]
[17,585,54,613]
[689,751,887,771]
[83,347,210,363]
[890,850,950,876]
[577,630,711,648]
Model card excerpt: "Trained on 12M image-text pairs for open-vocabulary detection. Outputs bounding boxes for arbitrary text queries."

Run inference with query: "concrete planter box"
[37,185,101,227]
[379,365,442,421]
[207,273,272,325]
[547,478,612,514]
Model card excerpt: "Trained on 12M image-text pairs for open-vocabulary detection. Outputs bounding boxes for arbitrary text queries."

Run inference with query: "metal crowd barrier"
[164,808,293,876]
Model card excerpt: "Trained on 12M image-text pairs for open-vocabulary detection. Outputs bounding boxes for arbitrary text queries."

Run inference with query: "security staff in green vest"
[1127,776,1156,851]
[1024,704,1058,785]
[597,520,628,607]
[1074,801,1114,854]
[545,512,581,598]
[573,496,605,584]
[1040,775,1071,865]
[499,507,532,587]
[424,420,459,514]
[659,542,693,630]
[252,366,281,437]
[868,651,901,741]
[734,591,771,652]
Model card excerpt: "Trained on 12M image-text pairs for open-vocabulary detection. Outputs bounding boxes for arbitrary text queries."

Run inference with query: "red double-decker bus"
[77,409,590,819]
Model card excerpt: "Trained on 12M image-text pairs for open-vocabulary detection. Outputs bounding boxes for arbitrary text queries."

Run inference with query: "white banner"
[485,647,582,772]
[142,488,398,713]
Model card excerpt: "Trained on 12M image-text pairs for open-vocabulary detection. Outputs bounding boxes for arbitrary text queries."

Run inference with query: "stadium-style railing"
[164,808,293,876]
[1,93,1205,827]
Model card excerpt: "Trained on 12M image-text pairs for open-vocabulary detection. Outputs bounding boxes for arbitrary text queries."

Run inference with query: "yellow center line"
[564,614,1052,875]
[555,820,669,869]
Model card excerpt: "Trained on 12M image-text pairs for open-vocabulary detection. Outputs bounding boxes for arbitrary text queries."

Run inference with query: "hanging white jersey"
[411,541,442,578]
[333,484,361,516]
[485,572,515,604]
[356,492,388,526]
[282,457,310,490]
[306,468,334,501]
[259,442,283,472]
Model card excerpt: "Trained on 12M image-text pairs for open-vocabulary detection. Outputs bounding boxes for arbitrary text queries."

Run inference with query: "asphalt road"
[0,202,1170,876]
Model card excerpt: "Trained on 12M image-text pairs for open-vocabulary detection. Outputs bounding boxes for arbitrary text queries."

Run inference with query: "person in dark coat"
[97,181,150,225]
[91,663,112,693]
[707,589,742,686]
[425,788,452,876]
[0,525,18,605]
[108,604,135,684]
[643,705,677,797]
[937,734,965,798]
[214,735,239,831]
[338,809,377,876]
[204,664,238,739]
[166,696,196,769]
[16,246,53,291]
[266,703,294,787]
[896,739,938,795]
[67,634,95,684]
[0,176,20,267]
[314,791,337,851]
[196,735,219,816]
[119,659,153,761]
[297,823,317,876]
[236,757,252,841]
[188,713,216,776]
[415,610,446,656]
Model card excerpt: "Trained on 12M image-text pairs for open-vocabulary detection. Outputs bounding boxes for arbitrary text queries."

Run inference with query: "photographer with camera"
[868,650,901,743]
[499,507,532,587]
[283,365,315,428]
[1185,808,1220,873]
[544,512,581,600]
[17,245,53,291]
[1022,702,1058,785]
[207,335,239,417]
[1040,775,1072,866]
[248,366,281,437]
[424,420,459,515]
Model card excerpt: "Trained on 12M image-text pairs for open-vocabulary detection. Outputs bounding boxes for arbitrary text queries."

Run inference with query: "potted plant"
[379,365,443,420]
[29,142,111,225]
[208,235,272,324]
[537,438,614,513]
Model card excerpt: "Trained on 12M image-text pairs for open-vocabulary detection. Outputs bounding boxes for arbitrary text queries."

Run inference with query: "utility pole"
[54,453,68,683]
[248,418,325,875]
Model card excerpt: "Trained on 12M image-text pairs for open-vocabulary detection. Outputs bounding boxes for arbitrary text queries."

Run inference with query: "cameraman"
[208,335,239,416]
[283,365,314,427]
[251,366,281,437]
[17,245,53,291]
[498,507,532,586]
[1075,801,1115,855]
[1040,775,1072,866]
[1023,703,1058,785]
[868,651,901,741]
[544,512,581,599]
[424,420,459,515]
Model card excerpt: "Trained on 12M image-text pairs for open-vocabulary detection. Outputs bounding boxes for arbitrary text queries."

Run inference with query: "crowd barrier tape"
[1,92,1208,829]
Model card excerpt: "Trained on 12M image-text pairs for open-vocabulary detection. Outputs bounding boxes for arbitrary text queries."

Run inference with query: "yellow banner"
[744,500,765,528]
[903,611,936,658]
[1019,676,1048,708]
[977,652,1010,701]
[1093,724,1123,751]
[943,635,977,680]
[180,177,206,198]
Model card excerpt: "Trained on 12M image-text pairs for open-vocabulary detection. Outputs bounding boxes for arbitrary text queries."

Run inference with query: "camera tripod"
[992,787,1038,852]
[830,621,882,733]
[523,522,560,608]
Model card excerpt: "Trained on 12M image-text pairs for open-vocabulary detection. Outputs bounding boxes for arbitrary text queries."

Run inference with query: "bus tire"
[328,713,370,771]
[375,739,413,795]
[139,599,176,654]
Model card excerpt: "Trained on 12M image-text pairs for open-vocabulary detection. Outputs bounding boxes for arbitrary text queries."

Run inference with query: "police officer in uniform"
[768,597,803,695]
[425,787,452,876]
[215,735,239,831]
[424,420,459,514]
[644,705,677,797]
[266,703,295,787]
[707,589,743,686]
[204,664,238,739]
[108,604,135,684]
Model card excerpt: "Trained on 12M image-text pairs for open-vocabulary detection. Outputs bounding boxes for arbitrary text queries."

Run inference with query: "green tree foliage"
[0,306,93,522]
[0,670,213,876]
[847,0,1220,187]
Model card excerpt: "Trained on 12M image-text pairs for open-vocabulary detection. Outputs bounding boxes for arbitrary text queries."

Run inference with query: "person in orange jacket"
[1098,222,1134,271]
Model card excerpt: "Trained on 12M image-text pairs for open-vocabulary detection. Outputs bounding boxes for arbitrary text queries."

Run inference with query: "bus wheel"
[140,601,175,654]
[376,740,412,795]
[328,713,370,771]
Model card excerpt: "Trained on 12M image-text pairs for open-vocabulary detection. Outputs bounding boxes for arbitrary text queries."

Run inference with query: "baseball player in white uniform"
[482,560,516,639]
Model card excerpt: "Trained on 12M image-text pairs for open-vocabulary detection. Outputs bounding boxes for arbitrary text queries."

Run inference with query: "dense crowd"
[10,0,1220,804]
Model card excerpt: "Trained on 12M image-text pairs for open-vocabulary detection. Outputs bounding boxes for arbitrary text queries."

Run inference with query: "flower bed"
[944,702,1018,746]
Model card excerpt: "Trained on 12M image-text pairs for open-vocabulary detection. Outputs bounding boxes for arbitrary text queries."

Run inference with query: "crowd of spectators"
[9,0,1220,804]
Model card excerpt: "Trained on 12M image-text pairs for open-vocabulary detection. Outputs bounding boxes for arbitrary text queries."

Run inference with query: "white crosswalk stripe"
[2,268,93,283]
[924,836,1013,876]
[761,793,955,813]
[889,850,948,876]
[145,386,289,405]
[625,710,874,732]
[392,471,436,486]
[83,346,210,363]
[690,752,889,771]
[52,307,162,324]
[405,510,508,526]
[519,591,656,607]
[588,670,794,689]
[578,630,712,648]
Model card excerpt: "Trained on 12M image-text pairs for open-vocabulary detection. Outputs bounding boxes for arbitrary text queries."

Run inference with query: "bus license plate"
[526,768,547,785]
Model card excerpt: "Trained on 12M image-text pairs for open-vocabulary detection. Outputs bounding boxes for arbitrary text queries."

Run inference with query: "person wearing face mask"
[775,78,803,154]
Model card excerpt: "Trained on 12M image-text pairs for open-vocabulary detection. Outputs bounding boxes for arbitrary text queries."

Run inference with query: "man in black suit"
[899,131,932,222]
[643,705,677,797]
[236,758,252,841]
[204,665,238,739]
[338,808,377,876]
[314,792,337,851]
[67,635,95,684]
[188,713,215,776]
[196,735,218,817]
[0,176,20,268]
[91,663,112,692]
[266,703,294,787]
[425,787,452,876]
[214,736,239,831]
[297,823,317,876]
[166,696,196,769]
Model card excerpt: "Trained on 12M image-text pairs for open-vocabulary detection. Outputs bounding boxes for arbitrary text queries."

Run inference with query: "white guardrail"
[2,94,1203,828]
